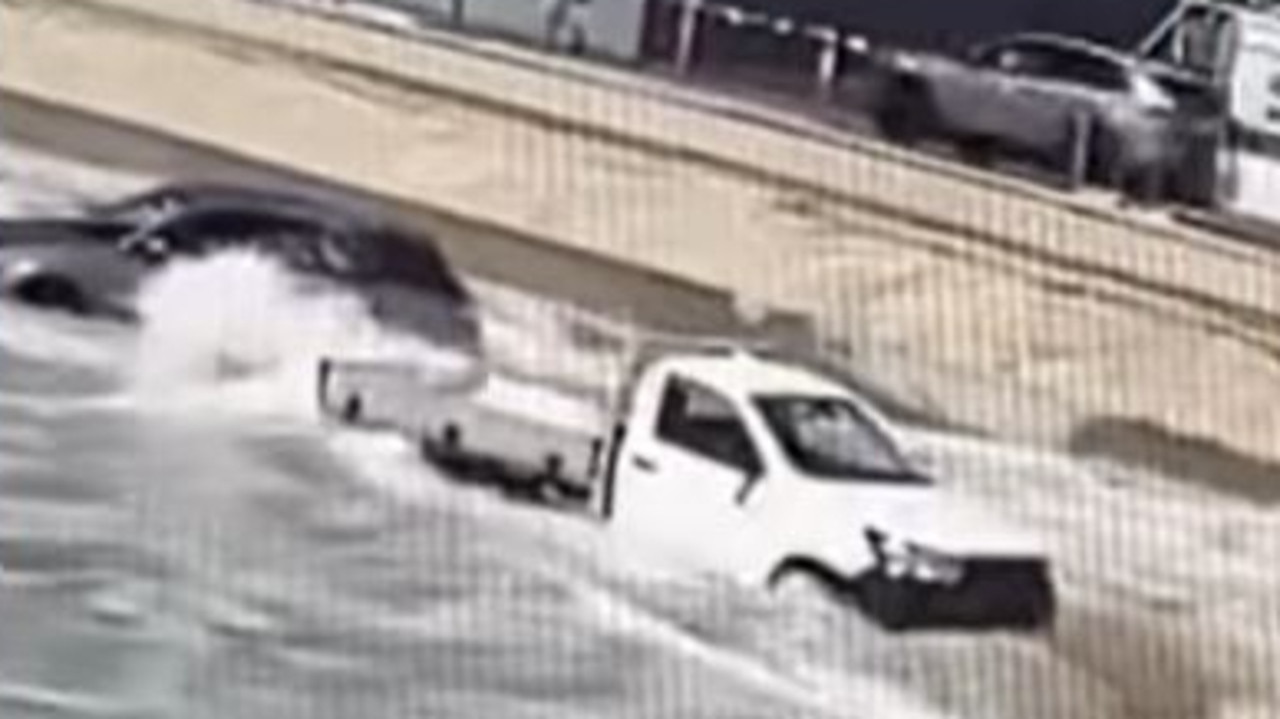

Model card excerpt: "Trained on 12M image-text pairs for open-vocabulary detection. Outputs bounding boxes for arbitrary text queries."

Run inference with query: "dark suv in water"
[0,183,481,352]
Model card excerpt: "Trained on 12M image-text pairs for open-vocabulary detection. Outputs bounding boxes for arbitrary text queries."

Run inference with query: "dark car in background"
[872,33,1223,199]
[0,184,481,352]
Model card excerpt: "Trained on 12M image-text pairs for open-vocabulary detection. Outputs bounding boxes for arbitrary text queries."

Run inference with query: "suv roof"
[657,351,855,400]
[94,182,383,227]
[993,32,1137,68]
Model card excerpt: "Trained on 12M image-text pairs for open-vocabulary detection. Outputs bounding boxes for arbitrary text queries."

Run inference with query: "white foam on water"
[0,420,54,453]
[325,427,456,505]
[473,280,628,397]
[0,302,127,369]
[569,577,958,719]
[118,250,661,585]
[9,140,1276,718]
[128,249,474,419]
[0,145,152,217]
[910,428,1280,606]
[0,683,110,716]
[901,427,1280,716]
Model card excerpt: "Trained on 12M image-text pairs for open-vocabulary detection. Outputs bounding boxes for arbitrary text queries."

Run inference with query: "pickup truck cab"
[318,347,1054,630]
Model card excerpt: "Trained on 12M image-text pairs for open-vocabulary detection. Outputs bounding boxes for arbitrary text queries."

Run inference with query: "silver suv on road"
[872,33,1221,199]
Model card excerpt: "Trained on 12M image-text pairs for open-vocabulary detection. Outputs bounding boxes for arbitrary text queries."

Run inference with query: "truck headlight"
[866,528,966,586]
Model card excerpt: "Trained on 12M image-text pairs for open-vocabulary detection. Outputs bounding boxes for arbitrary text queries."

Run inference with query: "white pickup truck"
[317,346,1055,630]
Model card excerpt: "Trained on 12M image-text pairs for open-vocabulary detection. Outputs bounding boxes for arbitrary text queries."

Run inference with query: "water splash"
[0,144,151,217]
[129,249,474,418]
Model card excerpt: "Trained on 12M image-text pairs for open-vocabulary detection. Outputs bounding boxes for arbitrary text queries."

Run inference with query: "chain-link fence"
[289,0,1226,206]
[642,0,880,108]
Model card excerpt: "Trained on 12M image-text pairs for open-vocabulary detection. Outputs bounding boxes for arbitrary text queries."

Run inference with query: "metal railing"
[266,0,1225,205]
[642,0,877,103]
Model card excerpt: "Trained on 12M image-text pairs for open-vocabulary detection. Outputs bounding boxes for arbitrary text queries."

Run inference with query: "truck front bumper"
[847,558,1056,631]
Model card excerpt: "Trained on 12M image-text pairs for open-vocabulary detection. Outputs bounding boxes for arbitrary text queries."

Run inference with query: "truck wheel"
[850,576,918,631]
[767,560,840,606]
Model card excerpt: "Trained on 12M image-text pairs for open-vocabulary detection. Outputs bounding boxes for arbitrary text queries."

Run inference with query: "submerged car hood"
[779,480,1047,559]
[0,217,136,248]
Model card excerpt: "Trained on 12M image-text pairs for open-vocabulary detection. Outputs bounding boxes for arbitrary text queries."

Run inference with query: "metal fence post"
[813,27,840,103]
[674,0,704,75]
[1065,111,1092,191]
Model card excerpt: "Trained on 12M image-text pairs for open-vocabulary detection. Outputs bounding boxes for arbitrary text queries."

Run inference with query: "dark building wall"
[345,0,651,60]
[722,0,1180,53]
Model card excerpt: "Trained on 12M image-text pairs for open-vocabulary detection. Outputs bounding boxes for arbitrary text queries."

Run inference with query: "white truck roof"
[650,350,855,400]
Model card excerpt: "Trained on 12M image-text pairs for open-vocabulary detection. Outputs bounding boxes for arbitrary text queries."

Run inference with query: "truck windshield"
[754,395,926,483]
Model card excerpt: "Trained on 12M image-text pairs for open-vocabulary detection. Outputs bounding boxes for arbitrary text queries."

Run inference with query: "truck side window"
[655,376,762,474]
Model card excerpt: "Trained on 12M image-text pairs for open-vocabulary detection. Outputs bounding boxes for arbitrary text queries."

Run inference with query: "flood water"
[1,144,1276,719]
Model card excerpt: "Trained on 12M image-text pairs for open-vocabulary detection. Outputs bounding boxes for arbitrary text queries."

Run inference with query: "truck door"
[612,372,764,572]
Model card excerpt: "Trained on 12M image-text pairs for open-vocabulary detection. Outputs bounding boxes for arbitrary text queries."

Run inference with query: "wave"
[129,249,475,418]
